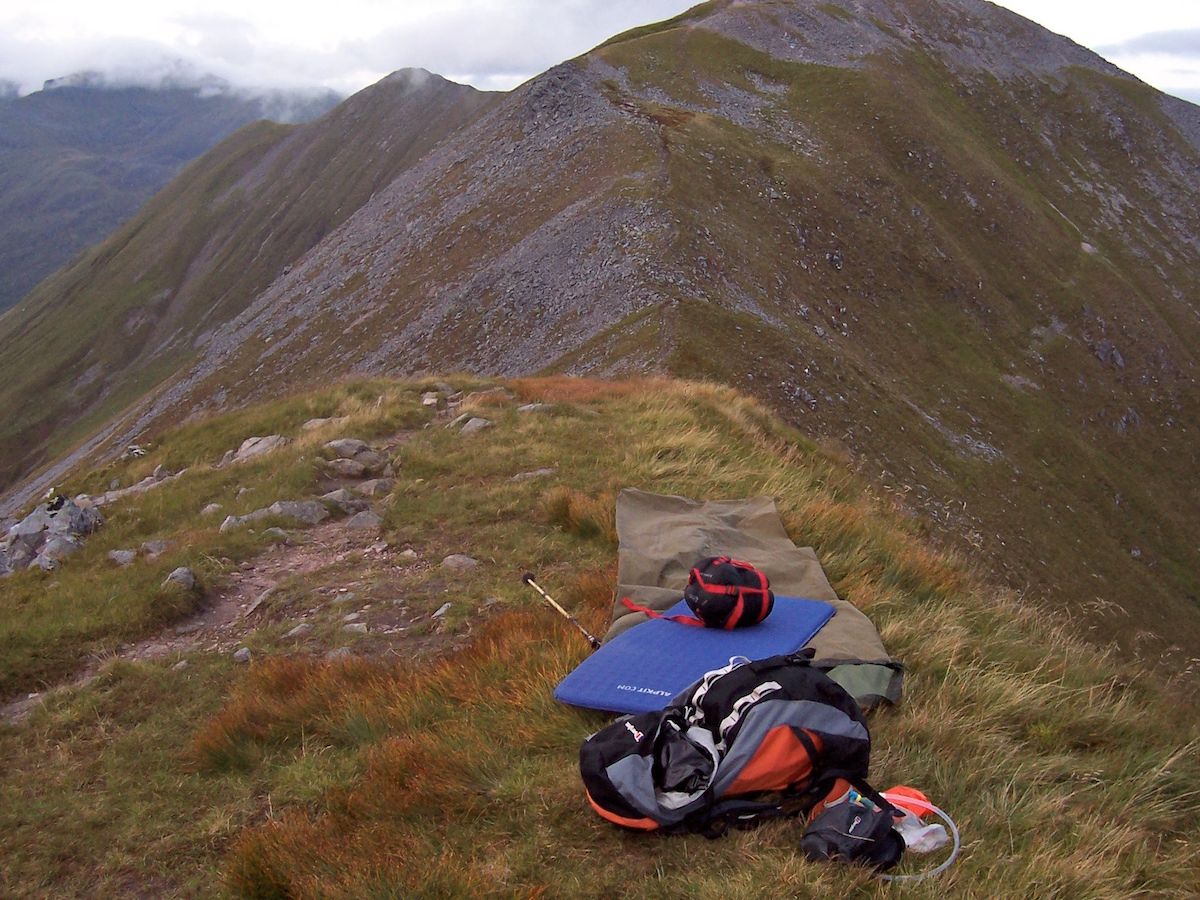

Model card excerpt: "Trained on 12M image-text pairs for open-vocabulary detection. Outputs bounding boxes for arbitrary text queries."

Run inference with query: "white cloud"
[0,1,1198,106]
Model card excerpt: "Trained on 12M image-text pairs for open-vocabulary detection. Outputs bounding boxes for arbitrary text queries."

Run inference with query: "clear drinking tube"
[877,793,961,883]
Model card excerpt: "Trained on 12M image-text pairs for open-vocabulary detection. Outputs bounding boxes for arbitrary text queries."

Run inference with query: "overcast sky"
[1,1,1197,104]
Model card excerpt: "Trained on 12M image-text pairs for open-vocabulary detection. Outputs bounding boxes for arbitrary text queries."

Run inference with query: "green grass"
[3,377,1197,897]
[0,380,432,698]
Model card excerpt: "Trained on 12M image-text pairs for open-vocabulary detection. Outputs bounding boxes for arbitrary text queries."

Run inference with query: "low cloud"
[0,1,696,96]
[1099,28,1200,56]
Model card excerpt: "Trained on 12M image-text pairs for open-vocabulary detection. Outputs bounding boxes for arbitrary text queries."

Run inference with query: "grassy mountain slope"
[0,70,497,496]
[1,0,1197,662]
[1,377,1197,896]
[0,80,338,312]
[67,0,1193,658]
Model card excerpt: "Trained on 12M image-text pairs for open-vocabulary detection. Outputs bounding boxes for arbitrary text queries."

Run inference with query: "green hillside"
[0,80,338,312]
[1,377,1196,896]
[0,70,497,499]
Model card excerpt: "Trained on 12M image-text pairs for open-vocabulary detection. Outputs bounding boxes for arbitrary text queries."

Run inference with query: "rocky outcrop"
[2,499,103,574]
[219,500,330,533]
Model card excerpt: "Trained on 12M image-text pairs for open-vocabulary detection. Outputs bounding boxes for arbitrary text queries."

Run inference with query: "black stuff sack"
[683,556,774,629]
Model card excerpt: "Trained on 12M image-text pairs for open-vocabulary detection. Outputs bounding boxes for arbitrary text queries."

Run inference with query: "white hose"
[877,794,961,883]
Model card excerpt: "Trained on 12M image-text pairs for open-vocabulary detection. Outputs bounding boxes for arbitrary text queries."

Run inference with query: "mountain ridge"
[2,0,1198,662]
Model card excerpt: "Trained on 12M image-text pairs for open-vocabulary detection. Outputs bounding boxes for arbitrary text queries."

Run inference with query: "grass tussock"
[3,376,1198,896]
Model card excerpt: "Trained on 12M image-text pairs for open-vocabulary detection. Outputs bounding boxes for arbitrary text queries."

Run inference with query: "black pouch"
[801,801,905,871]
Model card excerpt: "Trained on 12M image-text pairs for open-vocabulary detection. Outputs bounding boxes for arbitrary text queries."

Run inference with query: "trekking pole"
[521,573,602,649]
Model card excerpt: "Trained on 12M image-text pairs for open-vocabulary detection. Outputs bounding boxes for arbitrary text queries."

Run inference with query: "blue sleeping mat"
[554,596,836,714]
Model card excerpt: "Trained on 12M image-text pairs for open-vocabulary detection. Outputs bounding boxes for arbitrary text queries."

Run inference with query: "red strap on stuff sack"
[620,597,706,627]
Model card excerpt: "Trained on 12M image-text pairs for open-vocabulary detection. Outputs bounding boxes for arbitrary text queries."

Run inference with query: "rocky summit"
[0,0,1198,658]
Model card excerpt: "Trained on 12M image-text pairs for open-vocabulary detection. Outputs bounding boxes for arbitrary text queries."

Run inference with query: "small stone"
[325,647,353,661]
[445,413,472,430]
[141,540,169,557]
[108,549,137,566]
[109,479,121,490]
[326,458,368,478]
[355,479,394,497]
[397,549,418,562]
[459,417,493,436]
[39,535,82,562]
[234,435,289,463]
[422,392,441,407]
[172,660,189,671]
[266,500,329,525]
[321,489,369,514]
[511,467,558,482]
[442,554,478,572]
[264,527,290,543]
[202,503,223,516]
[432,602,452,619]
[517,403,551,414]
[285,623,313,638]
[346,510,383,531]
[163,567,197,591]
[325,438,369,459]
[233,647,252,664]
[343,622,368,634]
[354,450,387,472]
[343,612,362,622]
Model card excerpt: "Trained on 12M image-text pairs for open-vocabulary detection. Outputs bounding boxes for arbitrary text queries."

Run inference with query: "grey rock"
[325,438,369,459]
[31,553,59,572]
[172,660,189,671]
[233,647,252,664]
[517,403,551,414]
[40,535,82,561]
[109,479,121,491]
[174,622,203,635]
[233,435,289,463]
[321,489,369,514]
[285,623,313,638]
[325,458,368,478]
[342,611,362,622]
[325,647,353,661]
[163,567,197,591]
[202,503,223,516]
[432,602,453,619]
[445,413,472,430]
[511,467,558,482]
[268,501,329,525]
[219,450,236,467]
[421,391,441,407]
[433,381,456,395]
[355,478,394,497]
[108,549,137,567]
[152,464,167,480]
[303,416,349,431]
[397,548,419,562]
[354,450,387,472]
[460,417,493,436]
[221,500,329,532]
[140,540,169,557]
[346,510,383,531]
[442,554,478,572]
[264,527,291,543]
[343,622,368,634]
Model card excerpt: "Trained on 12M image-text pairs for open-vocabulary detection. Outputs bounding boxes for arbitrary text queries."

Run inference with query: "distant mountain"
[1,0,1198,661]
[0,74,339,311]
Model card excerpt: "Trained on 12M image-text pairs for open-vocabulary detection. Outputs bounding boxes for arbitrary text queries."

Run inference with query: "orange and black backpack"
[579,651,901,856]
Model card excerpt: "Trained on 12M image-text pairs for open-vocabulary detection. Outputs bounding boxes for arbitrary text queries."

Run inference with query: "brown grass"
[508,375,674,405]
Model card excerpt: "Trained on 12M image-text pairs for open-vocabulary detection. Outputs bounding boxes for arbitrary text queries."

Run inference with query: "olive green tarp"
[606,489,903,707]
